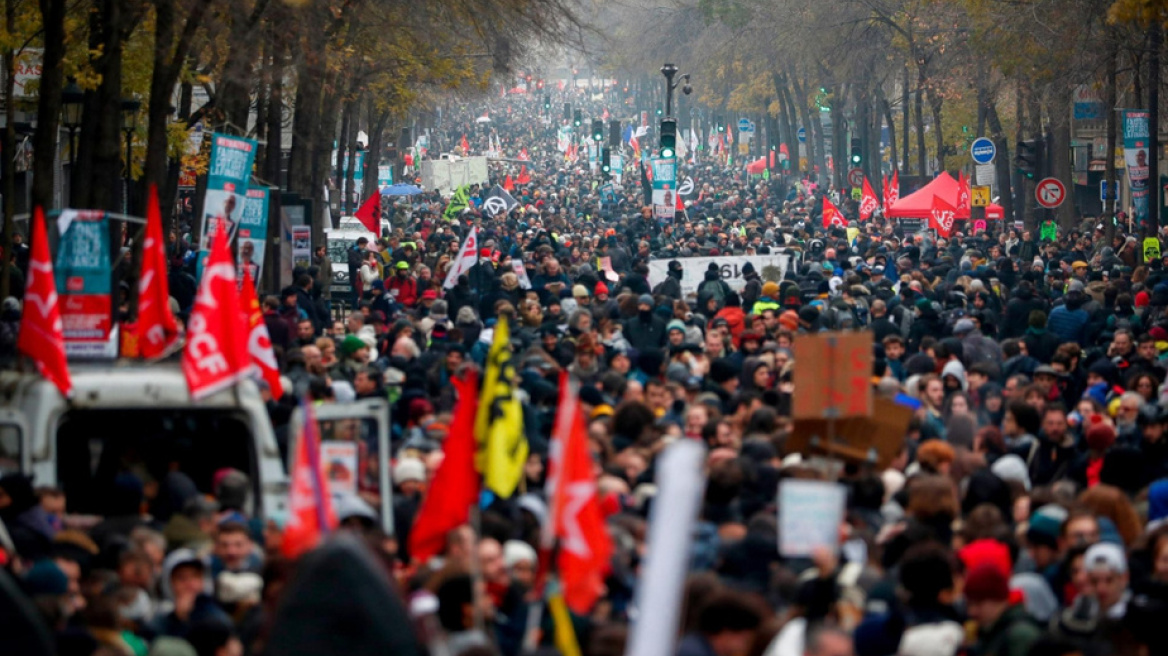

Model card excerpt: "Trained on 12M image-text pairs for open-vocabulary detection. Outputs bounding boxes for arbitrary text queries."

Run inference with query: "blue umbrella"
[380,183,423,196]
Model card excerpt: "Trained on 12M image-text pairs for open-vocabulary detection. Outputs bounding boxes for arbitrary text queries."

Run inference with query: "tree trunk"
[343,98,358,214]
[927,84,944,174]
[985,100,1013,230]
[1105,35,1119,244]
[30,0,65,213]
[336,98,351,210]
[1024,82,1043,233]
[902,64,911,174]
[1,0,16,300]
[878,87,897,186]
[263,34,284,187]
[1050,85,1075,229]
[1148,22,1161,231]
[914,85,926,178]
[90,0,126,214]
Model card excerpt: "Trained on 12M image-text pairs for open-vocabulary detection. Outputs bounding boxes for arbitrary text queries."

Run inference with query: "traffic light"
[591,119,603,143]
[573,109,582,127]
[544,95,551,112]
[400,127,411,148]
[659,118,677,158]
[1015,139,1042,180]
[609,120,621,146]
[850,138,862,166]
[601,147,611,174]
[537,79,544,90]
[563,103,571,120]
[716,116,725,133]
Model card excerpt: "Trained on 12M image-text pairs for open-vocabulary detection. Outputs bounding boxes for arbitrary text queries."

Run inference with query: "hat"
[798,306,819,325]
[666,319,686,334]
[1072,260,1089,269]
[341,334,367,356]
[1136,291,1151,307]
[964,563,1010,603]
[1068,279,1085,293]
[953,318,976,335]
[371,279,385,291]
[1085,415,1117,451]
[638,293,654,306]
[990,454,1031,491]
[480,248,491,258]
[872,266,885,275]
[1033,364,1061,378]
[709,358,737,383]
[1027,504,1068,549]
[503,540,537,569]
[393,458,426,484]
[958,538,1012,579]
[395,260,409,270]
[421,289,438,301]
[778,310,799,331]
[572,284,589,298]
[1083,542,1127,574]
[595,281,609,295]
[23,559,68,596]
[762,281,780,298]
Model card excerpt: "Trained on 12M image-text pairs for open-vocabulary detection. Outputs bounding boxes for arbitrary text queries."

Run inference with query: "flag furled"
[443,185,470,222]
[517,166,531,185]
[136,186,180,359]
[181,221,251,399]
[282,402,338,559]
[822,196,848,229]
[460,134,470,155]
[888,171,900,206]
[957,171,971,213]
[547,374,613,614]
[442,227,479,289]
[474,316,528,498]
[18,207,72,397]
[860,177,879,221]
[354,191,382,234]
[408,370,481,563]
[240,269,283,398]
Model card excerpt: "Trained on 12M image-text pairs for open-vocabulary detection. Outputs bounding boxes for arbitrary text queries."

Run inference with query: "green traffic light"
[661,147,674,158]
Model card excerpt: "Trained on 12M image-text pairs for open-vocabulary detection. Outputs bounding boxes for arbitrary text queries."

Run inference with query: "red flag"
[182,221,251,399]
[888,170,900,206]
[929,195,958,239]
[503,175,515,192]
[282,402,338,559]
[517,165,531,185]
[547,373,613,614]
[860,177,879,221]
[822,196,848,229]
[676,189,685,211]
[460,134,470,155]
[240,268,283,398]
[18,208,72,397]
[136,185,180,359]
[881,174,890,208]
[408,370,481,563]
[957,171,971,214]
[518,147,529,161]
[354,192,382,235]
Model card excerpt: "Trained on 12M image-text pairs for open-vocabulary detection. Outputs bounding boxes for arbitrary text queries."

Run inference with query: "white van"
[0,365,289,520]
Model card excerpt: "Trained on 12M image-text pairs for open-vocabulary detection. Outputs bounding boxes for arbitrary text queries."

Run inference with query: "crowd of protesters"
[5,85,1168,656]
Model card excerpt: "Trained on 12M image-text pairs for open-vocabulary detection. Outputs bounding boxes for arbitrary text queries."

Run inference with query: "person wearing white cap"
[502,539,537,588]
[1084,542,1130,619]
[393,457,427,497]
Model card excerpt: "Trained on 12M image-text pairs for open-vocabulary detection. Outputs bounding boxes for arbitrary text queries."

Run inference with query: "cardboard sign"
[792,331,873,420]
[779,480,846,557]
[320,441,358,496]
[788,396,913,470]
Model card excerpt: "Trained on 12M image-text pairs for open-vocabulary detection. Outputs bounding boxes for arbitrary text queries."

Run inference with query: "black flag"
[482,184,519,217]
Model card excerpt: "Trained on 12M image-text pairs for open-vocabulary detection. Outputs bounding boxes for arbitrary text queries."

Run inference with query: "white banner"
[647,251,796,298]
[623,440,707,656]
[442,227,479,289]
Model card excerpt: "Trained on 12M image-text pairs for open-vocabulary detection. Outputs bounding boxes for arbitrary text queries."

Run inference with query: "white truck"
[420,156,489,196]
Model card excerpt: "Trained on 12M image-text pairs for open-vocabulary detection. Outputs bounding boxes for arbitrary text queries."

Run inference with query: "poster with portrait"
[1122,110,1151,225]
[236,187,269,285]
[197,133,257,277]
[319,441,358,496]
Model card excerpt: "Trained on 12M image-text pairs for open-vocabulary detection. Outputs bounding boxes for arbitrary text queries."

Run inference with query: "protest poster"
[320,441,358,496]
[792,331,873,420]
[198,133,257,273]
[1122,110,1151,225]
[647,252,797,298]
[291,226,312,269]
[237,187,270,285]
[778,479,846,557]
[54,210,116,358]
[650,157,677,222]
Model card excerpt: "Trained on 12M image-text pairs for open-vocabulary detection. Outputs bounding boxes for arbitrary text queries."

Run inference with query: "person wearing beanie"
[666,319,687,347]
[797,306,821,333]
[965,562,1042,656]
[652,260,684,300]
[622,293,667,352]
[1026,504,1068,582]
[753,281,781,316]
[1069,415,1117,489]
[777,309,799,333]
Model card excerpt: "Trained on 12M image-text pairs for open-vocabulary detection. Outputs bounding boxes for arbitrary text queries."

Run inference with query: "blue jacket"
[1046,304,1088,344]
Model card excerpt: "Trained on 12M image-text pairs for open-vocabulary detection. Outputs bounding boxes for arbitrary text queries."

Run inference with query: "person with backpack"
[653,259,684,300]
[696,262,731,307]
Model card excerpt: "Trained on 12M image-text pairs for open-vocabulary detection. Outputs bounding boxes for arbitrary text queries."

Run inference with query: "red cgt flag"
[18,207,72,397]
[881,174,890,209]
[503,175,515,192]
[517,165,531,185]
[930,195,959,239]
[408,370,481,563]
[860,177,879,221]
[546,373,613,614]
[181,220,251,399]
[282,401,338,559]
[822,196,848,229]
[354,191,382,235]
[240,268,283,398]
[888,170,900,206]
[136,185,180,359]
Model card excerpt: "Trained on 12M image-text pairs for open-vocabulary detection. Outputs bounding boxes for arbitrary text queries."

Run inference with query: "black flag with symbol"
[482,185,519,217]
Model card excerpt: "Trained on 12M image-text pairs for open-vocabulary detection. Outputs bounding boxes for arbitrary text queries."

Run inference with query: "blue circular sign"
[970,137,996,164]
[797,127,807,143]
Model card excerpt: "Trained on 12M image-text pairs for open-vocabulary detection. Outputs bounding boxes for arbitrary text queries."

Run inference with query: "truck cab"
[0,364,288,520]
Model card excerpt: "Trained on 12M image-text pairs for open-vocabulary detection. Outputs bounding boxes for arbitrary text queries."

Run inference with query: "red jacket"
[712,306,746,341]
[385,274,418,307]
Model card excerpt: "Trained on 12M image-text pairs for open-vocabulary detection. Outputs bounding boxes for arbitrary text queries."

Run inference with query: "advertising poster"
[198,133,258,271]
[291,225,312,269]
[1122,110,1151,225]
[237,187,270,285]
[319,441,358,496]
[651,157,677,222]
[54,210,115,357]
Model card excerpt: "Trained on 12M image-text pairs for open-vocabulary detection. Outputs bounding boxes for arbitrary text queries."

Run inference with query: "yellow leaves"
[1107,0,1168,26]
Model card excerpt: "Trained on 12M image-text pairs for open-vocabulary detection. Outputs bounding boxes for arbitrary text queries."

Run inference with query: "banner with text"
[651,157,677,222]
[647,252,796,298]
[198,133,258,274]
[55,210,115,357]
[237,187,270,286]
[1122,109,1151,226]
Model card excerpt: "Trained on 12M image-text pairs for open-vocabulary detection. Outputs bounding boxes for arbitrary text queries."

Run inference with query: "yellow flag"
[548,591,582,656]
[474,315,528,498]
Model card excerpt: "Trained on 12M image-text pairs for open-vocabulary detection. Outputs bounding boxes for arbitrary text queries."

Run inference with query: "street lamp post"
[120,97,140,214]
[659,62,691,119]
[61,82,83,169]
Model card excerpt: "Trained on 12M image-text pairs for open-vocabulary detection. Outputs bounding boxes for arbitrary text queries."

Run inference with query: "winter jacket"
[622,312,668,352]
[1046,304,1089,344]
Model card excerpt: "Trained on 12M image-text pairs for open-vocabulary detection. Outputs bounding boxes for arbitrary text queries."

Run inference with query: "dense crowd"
[5,86,1168,656]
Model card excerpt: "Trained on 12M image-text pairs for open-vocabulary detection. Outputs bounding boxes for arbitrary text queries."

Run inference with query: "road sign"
[1100,180,1116,201]
[971,185,991,207]
[797,127,806,143]
[1035,178,1066,208]
[970,137,996,164]
[847,168,863,187]
[737,118,754,133]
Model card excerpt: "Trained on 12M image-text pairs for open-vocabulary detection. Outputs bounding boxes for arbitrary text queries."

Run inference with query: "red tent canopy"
[986,203,1005,220]
[885,172,970,220]
[745,157,768,175]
